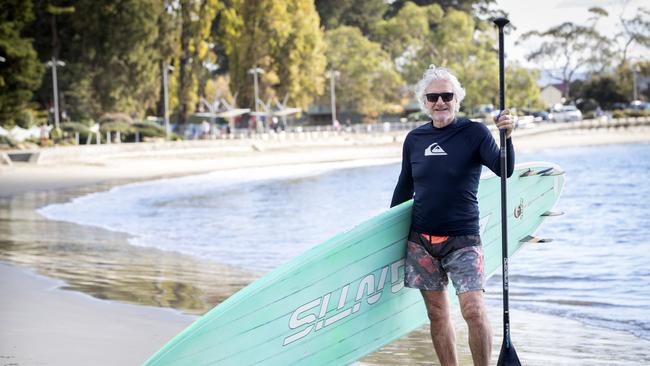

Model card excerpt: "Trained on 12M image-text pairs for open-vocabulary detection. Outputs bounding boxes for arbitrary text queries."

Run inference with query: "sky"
[493,0,649,71]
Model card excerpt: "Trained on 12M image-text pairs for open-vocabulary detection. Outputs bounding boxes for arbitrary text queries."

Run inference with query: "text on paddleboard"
[283,259,405,346]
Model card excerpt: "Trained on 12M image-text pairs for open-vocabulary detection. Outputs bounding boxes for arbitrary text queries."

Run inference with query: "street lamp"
[326,70,340,128]
[248,67,265,112]
[162,61,174,140]
[46,57,65,131]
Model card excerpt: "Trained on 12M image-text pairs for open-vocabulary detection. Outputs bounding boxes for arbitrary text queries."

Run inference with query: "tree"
[177,0,221,124]
[370,2,443,74]
[570,75,627,109]
[393,8,500,111]
[273,0,327,109]
[325,26,403,119]
[518,21,612,99]
[385,0,496,20]
[0,0,45,128]
[220,0,326,111]
[617,5,650,66]
[505,64,543,111]
[315,0,388,35]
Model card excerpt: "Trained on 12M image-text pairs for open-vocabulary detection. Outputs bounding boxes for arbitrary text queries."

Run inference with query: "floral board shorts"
[404,230,485,294]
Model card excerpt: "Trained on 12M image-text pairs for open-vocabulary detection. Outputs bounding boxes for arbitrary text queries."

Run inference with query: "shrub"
[133,121,166,138]
[583,111,597,120]
[98,112,134,125]
[577,99,598,113]
[99,121,134,134]
[626,109,650,118]
[15,109,36,128]
[61,122,93,142]
[0,135,18,148]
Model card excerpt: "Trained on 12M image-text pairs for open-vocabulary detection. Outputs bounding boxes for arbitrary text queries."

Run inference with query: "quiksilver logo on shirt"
[425,142,447,156]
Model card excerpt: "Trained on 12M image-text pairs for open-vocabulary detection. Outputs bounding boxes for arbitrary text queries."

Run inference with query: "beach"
[2,122,650,365]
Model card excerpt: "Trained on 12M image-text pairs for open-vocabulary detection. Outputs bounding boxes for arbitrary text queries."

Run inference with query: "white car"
[550,105,582,122]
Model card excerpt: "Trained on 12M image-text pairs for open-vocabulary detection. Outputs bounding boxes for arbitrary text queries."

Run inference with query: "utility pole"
[162,62,174,140]
[248,67,265,112]
[326,70,340,128]
[46,57,65,131]
[248,67,265,132]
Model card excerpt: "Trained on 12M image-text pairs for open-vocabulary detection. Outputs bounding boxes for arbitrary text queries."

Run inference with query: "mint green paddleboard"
[145,162,564,365]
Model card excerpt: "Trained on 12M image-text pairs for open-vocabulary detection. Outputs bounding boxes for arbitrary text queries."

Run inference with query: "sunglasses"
[425,92,454,103]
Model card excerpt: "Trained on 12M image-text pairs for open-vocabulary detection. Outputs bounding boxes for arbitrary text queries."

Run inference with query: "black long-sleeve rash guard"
[390,118,514,236]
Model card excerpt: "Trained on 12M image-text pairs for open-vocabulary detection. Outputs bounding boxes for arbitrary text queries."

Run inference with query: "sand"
[1,122,649,365]
[0,263,195,366]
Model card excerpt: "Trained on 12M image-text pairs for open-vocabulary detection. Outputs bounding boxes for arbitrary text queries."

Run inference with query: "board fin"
[541,210,564,216]
[519,235,553,243]
[541,168,564,176]
[519,167,564,177]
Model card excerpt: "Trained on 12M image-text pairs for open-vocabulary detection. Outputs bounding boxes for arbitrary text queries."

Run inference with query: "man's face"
[425,79,456,124]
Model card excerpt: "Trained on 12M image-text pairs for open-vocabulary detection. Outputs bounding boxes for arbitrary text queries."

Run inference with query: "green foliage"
[315,0,388,35]
[611,109,650,118]
[370,2,442,67]
[0,0,45,128]
[0,135,19,148]
[61,121,91,135]
[325,26,403,118]
[60,121,92,142]
[221,0,326,110]
[385,0,495,19]
[505,64,544,111]
[30,0,165,121]
[177,0,222,123]
[99,121,133,134]
[133,121,166,138]
[570,74,627,109]
[577,99,599,113]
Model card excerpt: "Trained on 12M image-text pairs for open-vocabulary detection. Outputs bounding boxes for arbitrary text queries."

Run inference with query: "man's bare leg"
[421,290,457,366]
[459,290,492,366]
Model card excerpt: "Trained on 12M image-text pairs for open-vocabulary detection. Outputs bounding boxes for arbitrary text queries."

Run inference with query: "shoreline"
[1,126,650,365]
[2,124,649,198]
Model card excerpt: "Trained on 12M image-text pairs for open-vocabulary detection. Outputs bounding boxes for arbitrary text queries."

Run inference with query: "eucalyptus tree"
[517,7,615,99]
[220,0,326,110]
[324,26,403,119]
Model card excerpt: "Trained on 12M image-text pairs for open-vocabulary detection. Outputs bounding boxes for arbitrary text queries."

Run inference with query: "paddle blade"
[497,342,522,366]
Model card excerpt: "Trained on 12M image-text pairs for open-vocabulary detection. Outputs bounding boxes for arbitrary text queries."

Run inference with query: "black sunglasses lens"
[426,92,454,102]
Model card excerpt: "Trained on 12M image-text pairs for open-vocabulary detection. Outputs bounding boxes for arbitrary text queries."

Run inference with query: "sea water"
[37,143,650,342]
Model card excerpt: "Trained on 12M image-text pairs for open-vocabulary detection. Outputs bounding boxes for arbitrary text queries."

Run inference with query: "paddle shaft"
[494,16,516,354]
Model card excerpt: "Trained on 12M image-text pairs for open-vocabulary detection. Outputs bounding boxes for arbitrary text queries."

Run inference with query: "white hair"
[414,65,466,116]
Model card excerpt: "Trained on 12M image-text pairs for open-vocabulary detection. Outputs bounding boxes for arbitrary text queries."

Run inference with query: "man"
[391,65,514,366]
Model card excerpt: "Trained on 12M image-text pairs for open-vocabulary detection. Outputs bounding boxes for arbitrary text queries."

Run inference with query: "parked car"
[550,105,582,122]
[630,100,650,110]
[531,111,550,121]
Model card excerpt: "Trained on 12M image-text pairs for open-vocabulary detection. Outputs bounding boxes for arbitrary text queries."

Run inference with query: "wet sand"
[1,125,650,365]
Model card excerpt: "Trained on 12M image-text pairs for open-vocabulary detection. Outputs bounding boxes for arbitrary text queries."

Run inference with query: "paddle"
[493,17,522,366]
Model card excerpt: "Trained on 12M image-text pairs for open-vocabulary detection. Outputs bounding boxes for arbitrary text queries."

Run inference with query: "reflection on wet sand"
[0,187,259,315]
